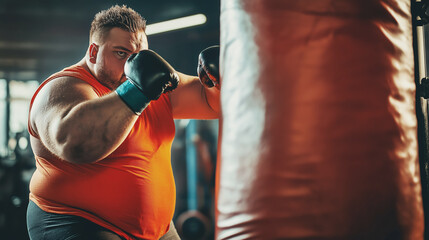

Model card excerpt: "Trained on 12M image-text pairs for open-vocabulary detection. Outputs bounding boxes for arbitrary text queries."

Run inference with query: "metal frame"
[412,0,429,238]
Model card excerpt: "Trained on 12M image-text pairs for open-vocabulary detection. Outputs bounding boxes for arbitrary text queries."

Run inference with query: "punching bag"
[217,0,424,239]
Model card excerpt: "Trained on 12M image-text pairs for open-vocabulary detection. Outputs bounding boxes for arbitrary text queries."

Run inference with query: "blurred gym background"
[0,0,220,239]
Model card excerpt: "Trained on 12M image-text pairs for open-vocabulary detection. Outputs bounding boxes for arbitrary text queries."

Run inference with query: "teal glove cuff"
[115,80,150,115]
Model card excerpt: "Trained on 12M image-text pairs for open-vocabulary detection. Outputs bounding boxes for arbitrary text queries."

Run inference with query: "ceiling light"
[146,14,207,35]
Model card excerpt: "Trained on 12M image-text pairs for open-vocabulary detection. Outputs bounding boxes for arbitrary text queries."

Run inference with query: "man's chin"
[104,79,123,90]
[120,76,127,84]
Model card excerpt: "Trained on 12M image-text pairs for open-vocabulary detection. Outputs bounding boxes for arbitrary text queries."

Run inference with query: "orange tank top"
[28,65,176,240]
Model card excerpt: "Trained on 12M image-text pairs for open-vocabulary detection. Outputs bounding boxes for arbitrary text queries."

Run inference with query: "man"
[26,5,220,240]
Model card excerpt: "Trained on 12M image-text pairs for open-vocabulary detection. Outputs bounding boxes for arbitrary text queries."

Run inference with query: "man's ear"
[89,43,99,64]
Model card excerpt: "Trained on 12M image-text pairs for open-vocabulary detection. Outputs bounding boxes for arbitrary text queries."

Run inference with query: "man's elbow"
[55,132,102,164]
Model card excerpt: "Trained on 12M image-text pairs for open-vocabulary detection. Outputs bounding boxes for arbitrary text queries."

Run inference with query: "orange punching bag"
[216,0,424,239]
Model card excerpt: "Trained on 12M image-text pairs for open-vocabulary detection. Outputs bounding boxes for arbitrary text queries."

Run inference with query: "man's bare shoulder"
[30,75,98,120]
[36,76,98,105]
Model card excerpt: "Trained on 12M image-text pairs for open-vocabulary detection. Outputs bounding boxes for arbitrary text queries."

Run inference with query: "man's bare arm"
[30,77,138,164]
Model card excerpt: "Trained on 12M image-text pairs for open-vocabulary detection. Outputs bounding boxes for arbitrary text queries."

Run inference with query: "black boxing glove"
[197,45,220,89]
[116,50,179,115]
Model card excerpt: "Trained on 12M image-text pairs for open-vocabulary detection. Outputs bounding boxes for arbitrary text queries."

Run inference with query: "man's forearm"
[203,85,220,117]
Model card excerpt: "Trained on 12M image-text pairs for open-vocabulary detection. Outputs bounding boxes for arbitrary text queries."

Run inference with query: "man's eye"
[117,51,127,58]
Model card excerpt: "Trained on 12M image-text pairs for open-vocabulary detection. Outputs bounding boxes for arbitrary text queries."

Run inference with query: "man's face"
[92,27,148,89]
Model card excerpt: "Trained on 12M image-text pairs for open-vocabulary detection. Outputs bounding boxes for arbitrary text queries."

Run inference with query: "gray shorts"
[27,200,180,240]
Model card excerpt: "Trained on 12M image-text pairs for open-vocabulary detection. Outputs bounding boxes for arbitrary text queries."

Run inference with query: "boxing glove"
[197,46,220,89]
[116,50,179,115]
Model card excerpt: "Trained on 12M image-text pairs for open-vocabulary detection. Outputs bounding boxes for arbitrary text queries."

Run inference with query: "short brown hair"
[89,5,146,43]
